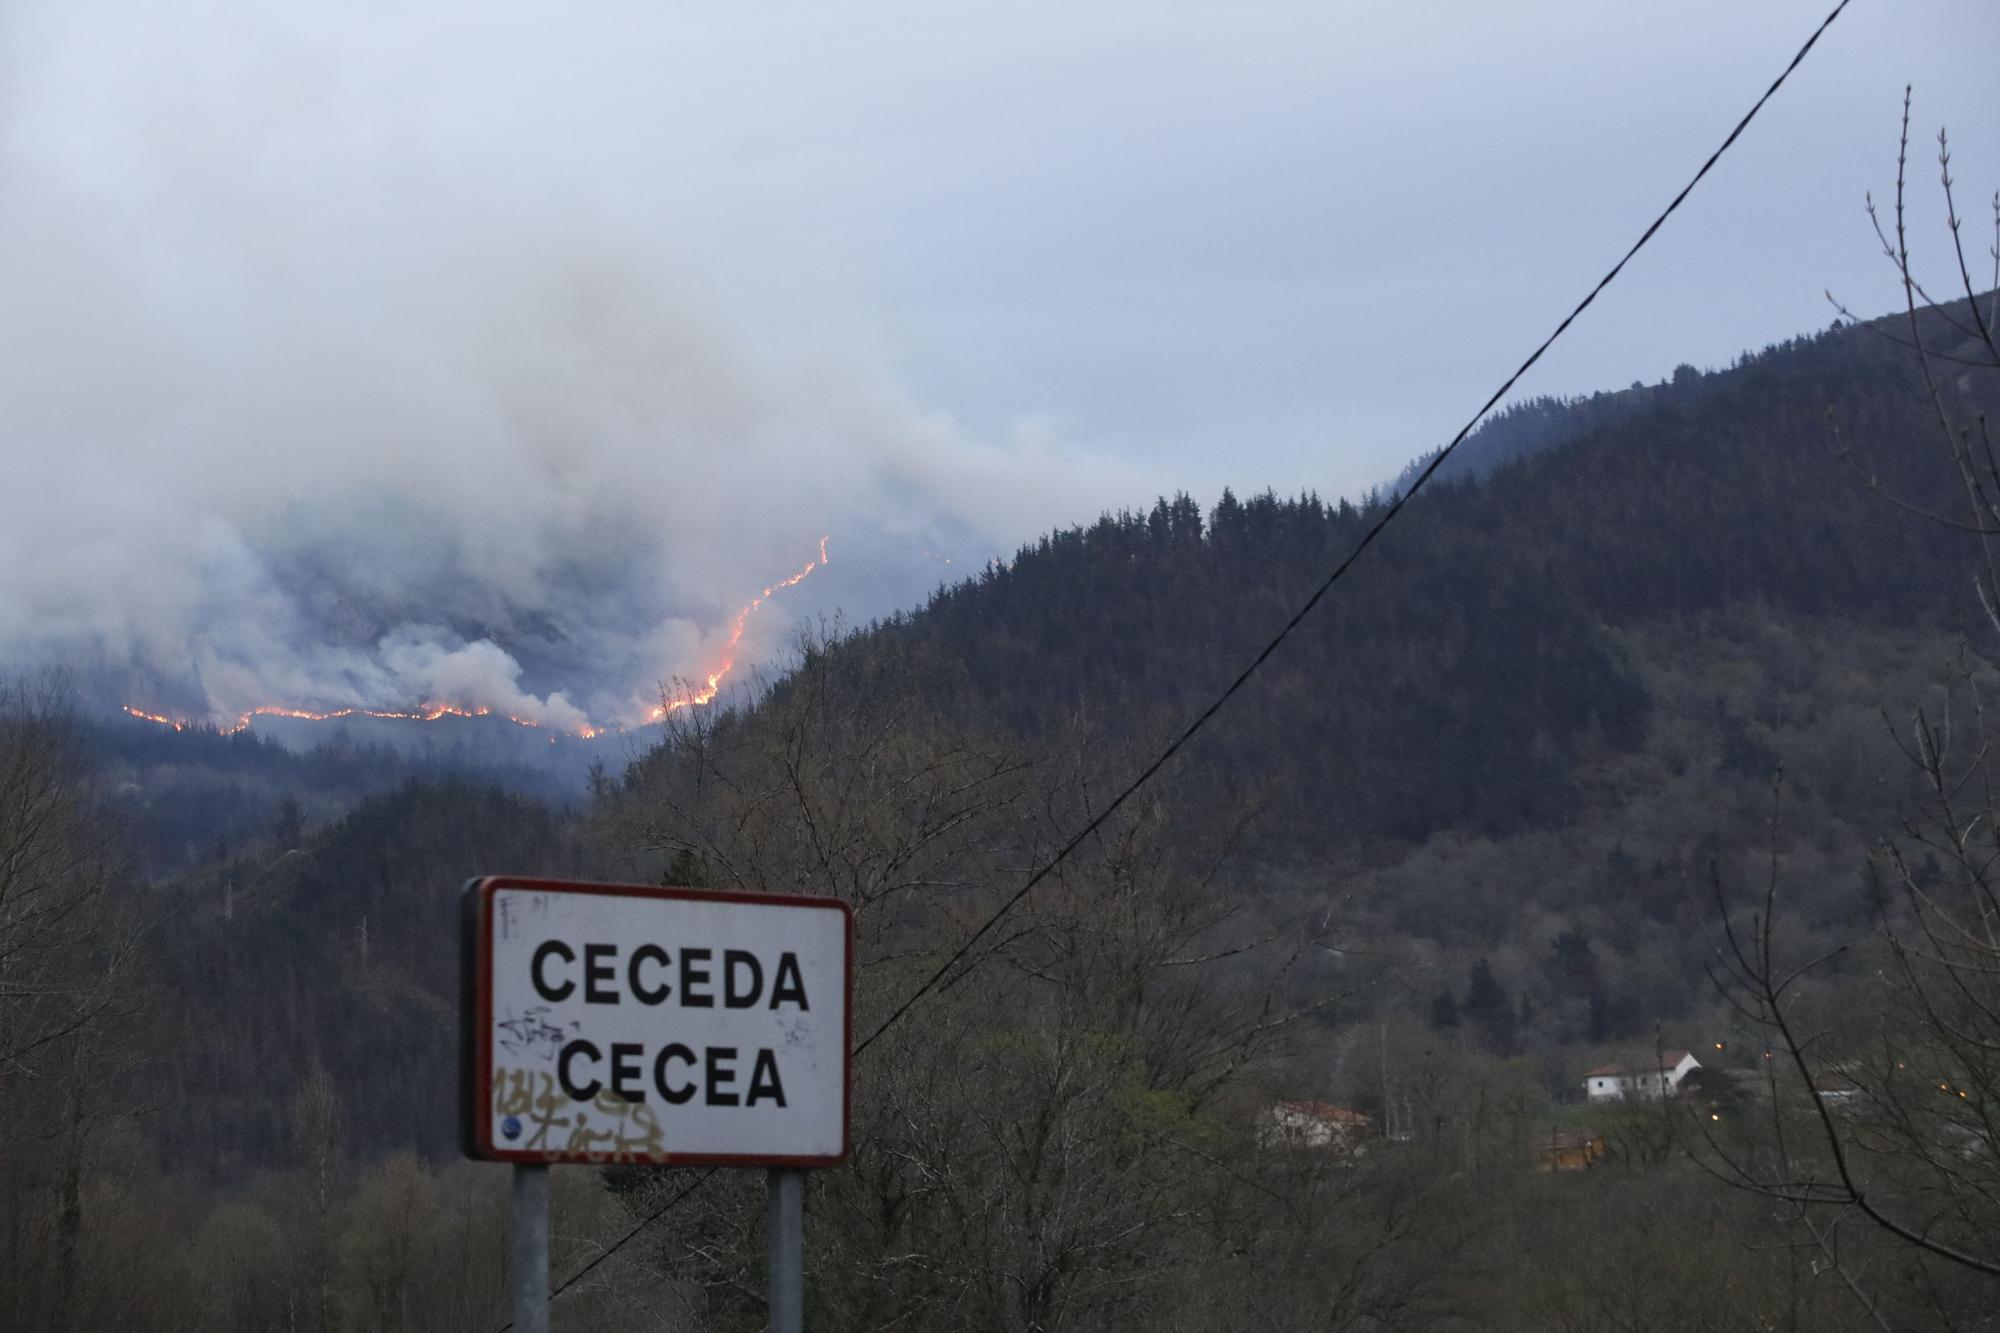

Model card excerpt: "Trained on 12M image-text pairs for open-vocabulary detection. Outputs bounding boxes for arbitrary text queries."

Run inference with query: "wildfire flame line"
[644,535,829,722]
[122,536,832,741]
[123,700,572,735]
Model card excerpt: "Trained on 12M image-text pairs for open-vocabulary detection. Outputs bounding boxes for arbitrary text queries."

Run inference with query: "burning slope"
[123,700,590,738]
[124,537,831,739]
[644,536,829,722]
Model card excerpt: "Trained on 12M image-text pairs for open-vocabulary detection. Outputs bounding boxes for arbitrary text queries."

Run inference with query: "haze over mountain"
[3,1,1988,751]
[101,296,1997,873]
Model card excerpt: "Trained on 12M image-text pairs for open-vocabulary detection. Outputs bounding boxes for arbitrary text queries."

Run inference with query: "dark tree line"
[88,713,582,882]
[144,779,599,1176]
[808,311,1997,859]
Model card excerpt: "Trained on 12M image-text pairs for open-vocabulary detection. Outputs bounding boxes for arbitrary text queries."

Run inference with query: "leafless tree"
[0,677,126,1084]
[596,631,1399,1329]
[0,676,152,1331]
[1697,94,2000,1324]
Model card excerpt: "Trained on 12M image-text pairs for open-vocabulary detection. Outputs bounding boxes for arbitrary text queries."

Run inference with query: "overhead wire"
[512,0,1853,1320]
[496,1170,716,1332]
[853,0,1854,1055]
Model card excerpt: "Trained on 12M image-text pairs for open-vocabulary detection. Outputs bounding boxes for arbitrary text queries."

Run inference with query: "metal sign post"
[768,1168,804,1333]
[512,1163,549,1333]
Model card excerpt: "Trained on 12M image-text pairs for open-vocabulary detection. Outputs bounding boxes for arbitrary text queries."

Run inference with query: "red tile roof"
[1586,1051,1697,1079]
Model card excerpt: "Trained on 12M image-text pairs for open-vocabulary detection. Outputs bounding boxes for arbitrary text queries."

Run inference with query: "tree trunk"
[53,1072,85,1333]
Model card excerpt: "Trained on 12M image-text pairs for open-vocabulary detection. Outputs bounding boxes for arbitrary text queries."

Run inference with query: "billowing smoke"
[0,5,1163,732]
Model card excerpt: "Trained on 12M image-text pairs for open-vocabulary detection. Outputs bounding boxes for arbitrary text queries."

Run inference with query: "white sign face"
[462,877,851,1166]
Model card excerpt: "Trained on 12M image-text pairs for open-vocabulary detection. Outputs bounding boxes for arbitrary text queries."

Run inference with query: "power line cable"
[514,0,1852,1319]
[852,0,1853,1056]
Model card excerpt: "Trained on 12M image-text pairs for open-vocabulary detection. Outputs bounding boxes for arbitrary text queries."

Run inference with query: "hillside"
[144,778,603,1176]
[1383,380,1657,497]
[88,709,598,882]
[598,300,2000,1072]
[806,307,1998,851]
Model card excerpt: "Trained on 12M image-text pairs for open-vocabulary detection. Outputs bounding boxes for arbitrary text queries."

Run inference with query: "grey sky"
[0,1,1993,728]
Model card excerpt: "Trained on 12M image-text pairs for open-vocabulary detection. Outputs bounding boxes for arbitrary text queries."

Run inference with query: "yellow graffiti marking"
[492,1066,670,1161]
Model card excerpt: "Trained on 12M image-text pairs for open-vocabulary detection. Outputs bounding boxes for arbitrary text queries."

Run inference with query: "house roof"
[1585,1051,1698,1079]
[1275,1099,1371,1126]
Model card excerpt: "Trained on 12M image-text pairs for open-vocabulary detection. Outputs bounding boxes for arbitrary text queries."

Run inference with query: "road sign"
[461,876,851,1167]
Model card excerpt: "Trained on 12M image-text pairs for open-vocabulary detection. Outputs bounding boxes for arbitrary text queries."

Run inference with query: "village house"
[1583,1050,1700,1103]
[1260,1099,1372,1152]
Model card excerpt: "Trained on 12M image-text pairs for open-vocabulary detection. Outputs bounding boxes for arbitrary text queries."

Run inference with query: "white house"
[1260,1099,1372,1151]
[1583,1050,1700,1103]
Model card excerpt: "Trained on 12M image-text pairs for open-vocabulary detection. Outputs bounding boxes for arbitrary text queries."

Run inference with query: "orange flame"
[126,698,605,739]
[644,536,831,723]
[124,536,831,740]
[123,705,190,731]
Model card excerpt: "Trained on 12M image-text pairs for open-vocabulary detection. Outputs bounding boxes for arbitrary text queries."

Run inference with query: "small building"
[1531,1128,1606,1171]
[1583,1050,1700,1103]
[1261,1099,1373,1151]
[1814,1073,1865,1108]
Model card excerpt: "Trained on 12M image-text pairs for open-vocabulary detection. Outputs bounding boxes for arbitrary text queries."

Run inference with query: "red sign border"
[460,875,853,1168]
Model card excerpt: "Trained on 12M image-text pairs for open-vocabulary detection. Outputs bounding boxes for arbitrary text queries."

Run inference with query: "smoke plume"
[0,4,1160,731]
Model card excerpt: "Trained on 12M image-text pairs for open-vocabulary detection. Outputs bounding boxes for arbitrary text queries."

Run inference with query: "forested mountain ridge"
[78,303,1995,876]
[87,709,589,883]
[798,303,2000,852]
[589,296,2000,1093]
[148,778,602,1175]
[1380,308,1941,494]
[1383,379,1654,497]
